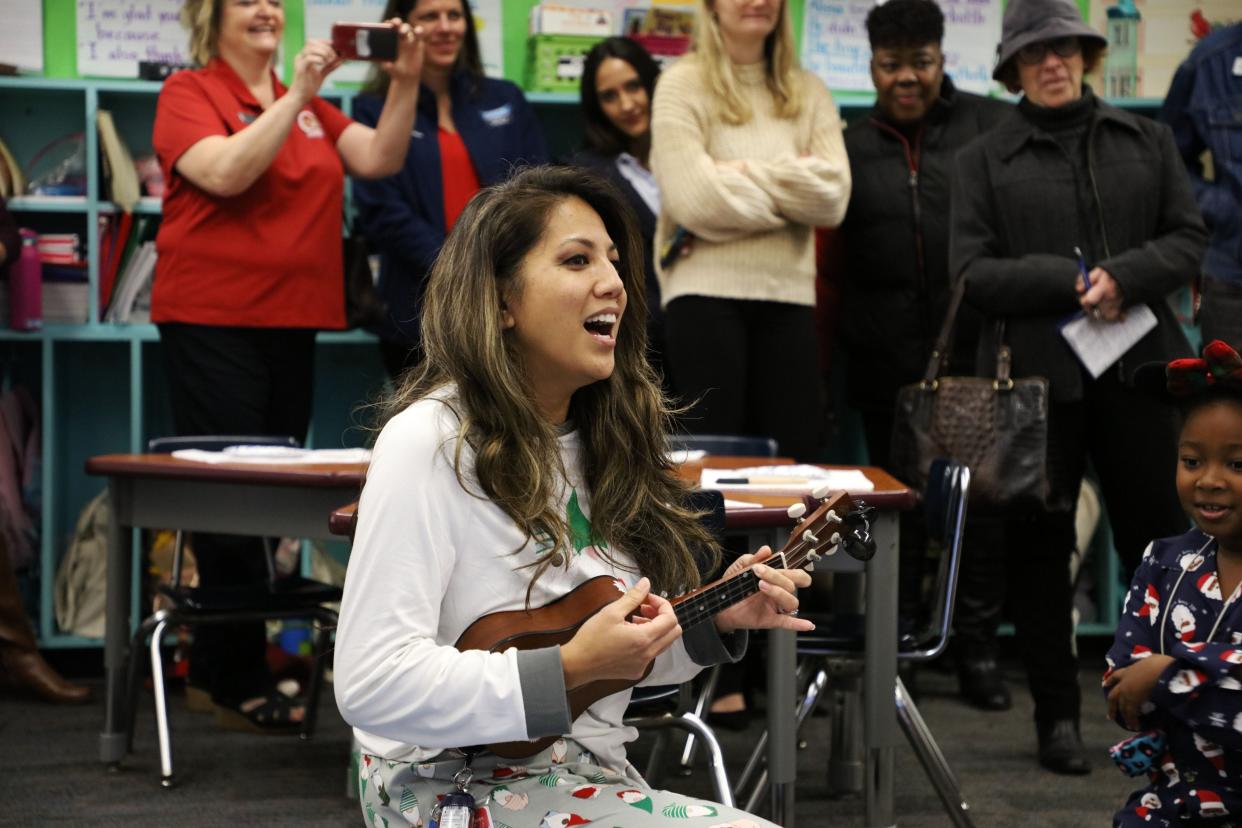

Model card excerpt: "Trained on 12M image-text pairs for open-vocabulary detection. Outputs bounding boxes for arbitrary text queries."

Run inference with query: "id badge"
[431,792,476,828]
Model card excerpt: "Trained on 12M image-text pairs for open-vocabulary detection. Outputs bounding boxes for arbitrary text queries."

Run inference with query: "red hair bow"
[1166,340,1242,397]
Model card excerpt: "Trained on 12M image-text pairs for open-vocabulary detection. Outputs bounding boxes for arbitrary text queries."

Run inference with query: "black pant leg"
[1085,371,1187,580]
[158,324,315,704]
[747,302,825,461]
[1008,399,1088,726]
[663,296,749,437]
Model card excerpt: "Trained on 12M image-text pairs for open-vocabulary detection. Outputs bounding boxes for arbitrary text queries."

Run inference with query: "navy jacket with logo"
[353,73,547,345]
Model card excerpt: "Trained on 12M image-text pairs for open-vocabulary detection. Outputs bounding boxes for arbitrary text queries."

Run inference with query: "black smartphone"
[330,22,399,62]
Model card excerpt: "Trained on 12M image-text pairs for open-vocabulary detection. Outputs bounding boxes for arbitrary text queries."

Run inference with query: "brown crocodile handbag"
[890,280,1050,513]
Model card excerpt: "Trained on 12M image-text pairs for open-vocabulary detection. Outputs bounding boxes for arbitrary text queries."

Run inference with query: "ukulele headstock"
[779,487,878,569]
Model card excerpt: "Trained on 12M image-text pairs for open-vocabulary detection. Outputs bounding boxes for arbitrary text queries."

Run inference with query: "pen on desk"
[716,476,815,485]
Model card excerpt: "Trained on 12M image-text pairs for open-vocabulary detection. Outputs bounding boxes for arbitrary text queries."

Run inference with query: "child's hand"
[1104,654,1175,729]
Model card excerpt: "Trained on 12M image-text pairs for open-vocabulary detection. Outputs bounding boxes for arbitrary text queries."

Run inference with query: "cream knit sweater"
[650,56,850,308]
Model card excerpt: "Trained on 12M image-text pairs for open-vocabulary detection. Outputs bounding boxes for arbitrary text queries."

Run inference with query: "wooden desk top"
[84,453,368,490]
[321,456,914,537]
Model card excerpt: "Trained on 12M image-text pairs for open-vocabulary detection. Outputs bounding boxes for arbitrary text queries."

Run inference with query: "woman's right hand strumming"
[560,577,682,690]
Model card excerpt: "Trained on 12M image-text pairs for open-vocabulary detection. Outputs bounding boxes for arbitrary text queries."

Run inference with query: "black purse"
[890,280,1051,513]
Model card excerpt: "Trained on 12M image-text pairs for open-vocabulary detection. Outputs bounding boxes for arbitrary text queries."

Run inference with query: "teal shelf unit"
[2,74,1158,648]
[0,76,392,649]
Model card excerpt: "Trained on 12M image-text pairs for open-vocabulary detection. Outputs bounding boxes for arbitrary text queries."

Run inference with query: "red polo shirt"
[151,59,352,329]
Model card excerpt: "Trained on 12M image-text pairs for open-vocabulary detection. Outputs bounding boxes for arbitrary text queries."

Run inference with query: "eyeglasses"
[1015,36,1082,65]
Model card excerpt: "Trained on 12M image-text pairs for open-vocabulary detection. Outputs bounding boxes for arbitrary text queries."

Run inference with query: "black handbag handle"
[920,278,1011,387]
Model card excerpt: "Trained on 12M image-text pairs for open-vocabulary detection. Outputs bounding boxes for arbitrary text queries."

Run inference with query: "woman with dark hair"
[951,0,1207,774]
[334,165,810,827]
[573,37,666,376]
[354,0,548,379]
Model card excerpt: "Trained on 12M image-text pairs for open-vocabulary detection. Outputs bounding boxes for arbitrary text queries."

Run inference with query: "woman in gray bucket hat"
[949,0,1208,777]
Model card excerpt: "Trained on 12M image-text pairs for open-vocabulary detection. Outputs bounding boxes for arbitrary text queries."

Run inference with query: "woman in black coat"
[572,37,666,379]
[950,0,1207,775]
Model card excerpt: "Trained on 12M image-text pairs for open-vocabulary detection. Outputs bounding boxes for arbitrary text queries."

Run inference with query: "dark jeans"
[664,296,825,461]
[158,323,317,705]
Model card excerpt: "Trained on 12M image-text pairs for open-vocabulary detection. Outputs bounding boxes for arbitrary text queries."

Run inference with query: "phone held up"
[331,22,399,62]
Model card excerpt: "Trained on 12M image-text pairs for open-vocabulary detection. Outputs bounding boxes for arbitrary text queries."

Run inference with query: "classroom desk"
[85,454,368,771]
[88,453,912,827]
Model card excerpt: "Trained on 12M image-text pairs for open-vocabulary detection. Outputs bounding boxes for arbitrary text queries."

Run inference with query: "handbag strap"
[921,280,1014,386]
[920,278,968,384]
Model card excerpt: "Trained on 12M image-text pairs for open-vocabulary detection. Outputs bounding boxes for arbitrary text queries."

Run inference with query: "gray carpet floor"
[0,655,1133,827]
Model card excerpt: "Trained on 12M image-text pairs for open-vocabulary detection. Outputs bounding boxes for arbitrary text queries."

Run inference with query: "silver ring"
[782,609,799,617]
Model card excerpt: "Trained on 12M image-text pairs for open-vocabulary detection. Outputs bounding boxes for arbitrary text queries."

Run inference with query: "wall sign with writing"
[77,0,190,77]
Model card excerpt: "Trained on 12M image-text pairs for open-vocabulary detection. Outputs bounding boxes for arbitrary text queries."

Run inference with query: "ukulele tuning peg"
[811,484,832,500]
[801,529,818,544]
[807,549,821,562]
[825,509,840,524]
[786,503,807,520]
[830,532,841,545]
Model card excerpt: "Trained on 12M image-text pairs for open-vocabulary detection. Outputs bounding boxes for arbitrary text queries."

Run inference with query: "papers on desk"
[171,447,372,465]
[1060,305,1157,379]
[666,449,708,464]
[701,464,874,494]
[723,498,764,510]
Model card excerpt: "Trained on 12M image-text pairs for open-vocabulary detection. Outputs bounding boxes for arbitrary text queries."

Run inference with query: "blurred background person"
[354,0,548,379]
[573,37,667,382]
[839,0,1012,712]
[650,0,851,462]
[0,197,89,705]
[1162,21,1242,352]
[951,0,1206,774]
[151,0,424,730]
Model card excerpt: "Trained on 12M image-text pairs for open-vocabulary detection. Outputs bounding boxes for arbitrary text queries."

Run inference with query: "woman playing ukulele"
[333,165,813,828]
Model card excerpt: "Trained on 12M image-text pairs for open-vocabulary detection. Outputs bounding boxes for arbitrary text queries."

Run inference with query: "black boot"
[1037,719,1090,775]
[958,658,1011,711]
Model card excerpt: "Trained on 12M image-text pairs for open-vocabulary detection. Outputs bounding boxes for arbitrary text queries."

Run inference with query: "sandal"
[213,690,306,734]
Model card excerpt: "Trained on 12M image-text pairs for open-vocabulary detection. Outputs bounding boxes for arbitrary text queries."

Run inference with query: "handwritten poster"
[801,0,1002,95]
[76,0,190,78]
[1,0,44,73]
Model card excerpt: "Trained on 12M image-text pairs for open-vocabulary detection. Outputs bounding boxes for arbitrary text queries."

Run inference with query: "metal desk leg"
[864,511,899,828]
[828,573,865,796]
[768,627,797,825]
[101,478,133,765]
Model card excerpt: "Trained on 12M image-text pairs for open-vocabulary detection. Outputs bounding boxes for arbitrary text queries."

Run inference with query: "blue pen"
[1074,246,1092,290]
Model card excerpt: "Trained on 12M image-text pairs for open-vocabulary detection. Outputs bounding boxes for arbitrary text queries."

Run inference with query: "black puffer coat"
[950,92,1207,402]
[840,77,1012,413]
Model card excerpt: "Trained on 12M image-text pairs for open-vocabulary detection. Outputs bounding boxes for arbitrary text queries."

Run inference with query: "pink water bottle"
[9,229,42,332]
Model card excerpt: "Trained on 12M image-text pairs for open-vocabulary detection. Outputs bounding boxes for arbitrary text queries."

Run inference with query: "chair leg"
[124,615,157,754]
[674,713,734,808]
[895,676,975,828]
[677,663,721,774]
[827,666,864,797]
[736,662,828,811]
[644,730,670,788]
[301,614,332,740]
[148,617,176,787]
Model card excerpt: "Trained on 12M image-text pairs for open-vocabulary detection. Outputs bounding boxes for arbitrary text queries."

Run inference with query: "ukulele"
[454,487,877,758]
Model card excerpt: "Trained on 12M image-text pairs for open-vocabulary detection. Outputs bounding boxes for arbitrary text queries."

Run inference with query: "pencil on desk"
[715,476,816,485]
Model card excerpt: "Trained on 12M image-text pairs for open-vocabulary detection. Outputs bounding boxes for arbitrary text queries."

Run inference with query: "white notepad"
[1059,305,1157,378]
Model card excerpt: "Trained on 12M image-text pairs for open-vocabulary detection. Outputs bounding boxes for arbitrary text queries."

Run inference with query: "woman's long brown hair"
[375,165,719,598]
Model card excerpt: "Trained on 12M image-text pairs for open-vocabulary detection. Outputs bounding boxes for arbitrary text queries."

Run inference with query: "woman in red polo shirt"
[150,0,424,731]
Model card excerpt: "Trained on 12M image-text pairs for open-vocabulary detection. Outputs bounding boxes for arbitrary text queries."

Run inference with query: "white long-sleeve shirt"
[334,393,742,772]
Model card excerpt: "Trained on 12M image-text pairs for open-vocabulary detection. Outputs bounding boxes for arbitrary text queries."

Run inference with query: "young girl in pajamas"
[1105,340,1242,825]
[333,165,815,828]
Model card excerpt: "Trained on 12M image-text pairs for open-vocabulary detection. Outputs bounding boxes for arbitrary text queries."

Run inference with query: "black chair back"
[672,434,779,457]
[147,435,300,453]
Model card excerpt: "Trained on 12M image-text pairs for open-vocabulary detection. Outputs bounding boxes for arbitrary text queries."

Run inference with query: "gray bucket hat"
[992,0,1108,80]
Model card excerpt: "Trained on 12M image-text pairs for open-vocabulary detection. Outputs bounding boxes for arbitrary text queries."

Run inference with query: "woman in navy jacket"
[354,0,547,378]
